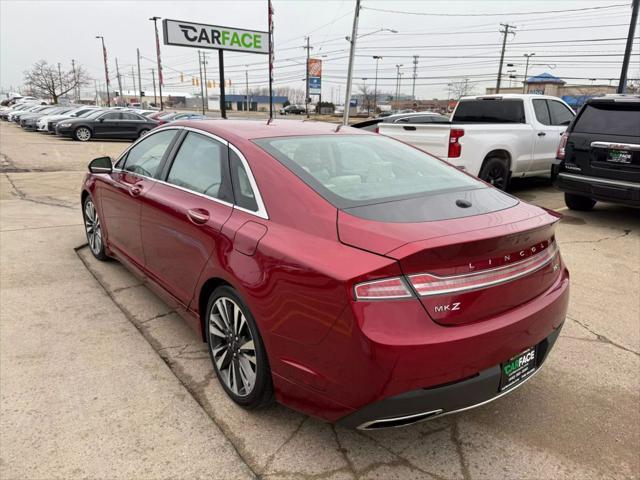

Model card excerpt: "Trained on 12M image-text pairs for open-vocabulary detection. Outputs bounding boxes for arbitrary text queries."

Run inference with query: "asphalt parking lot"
[1,121,638,480]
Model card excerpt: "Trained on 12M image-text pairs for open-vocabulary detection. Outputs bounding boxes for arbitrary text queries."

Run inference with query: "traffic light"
[141,91,145,97]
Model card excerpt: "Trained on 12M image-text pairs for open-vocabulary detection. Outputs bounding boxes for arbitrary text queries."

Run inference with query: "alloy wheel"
[84,199,102,256]
[76,127,91,141]
[208,296,257,397]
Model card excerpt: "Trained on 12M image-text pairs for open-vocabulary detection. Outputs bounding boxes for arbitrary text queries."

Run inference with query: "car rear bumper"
[555,171,640,207]
[272,266,569,425]
[338,324,562,429]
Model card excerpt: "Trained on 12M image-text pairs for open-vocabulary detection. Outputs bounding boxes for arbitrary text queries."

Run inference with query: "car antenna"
[266,117,273,125]
[334,124,342,132]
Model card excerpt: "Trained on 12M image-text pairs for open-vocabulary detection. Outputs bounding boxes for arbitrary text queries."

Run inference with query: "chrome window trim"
[110,125,269,220]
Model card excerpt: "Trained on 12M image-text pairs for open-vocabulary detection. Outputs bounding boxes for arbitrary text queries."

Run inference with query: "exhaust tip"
[358,409,444,430]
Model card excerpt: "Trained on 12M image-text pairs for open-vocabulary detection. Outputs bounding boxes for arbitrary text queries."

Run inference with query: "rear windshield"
[254,135,482,208]
[573,103,640,137]
[453,99,525,124]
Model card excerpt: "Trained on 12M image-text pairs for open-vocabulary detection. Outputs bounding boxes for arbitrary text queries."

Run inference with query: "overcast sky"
[1,0,637,101]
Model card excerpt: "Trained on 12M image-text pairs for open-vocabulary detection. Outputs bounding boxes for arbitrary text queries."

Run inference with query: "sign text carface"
[163,19,268,54]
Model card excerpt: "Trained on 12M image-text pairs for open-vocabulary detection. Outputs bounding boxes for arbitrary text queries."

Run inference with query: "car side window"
[121,130,176,178]
[229,150,258,212]
[548,101,575,126]
[532,99,551,125]
[101,112,121,121]
[166,132,232,201]
[122,113,141,121]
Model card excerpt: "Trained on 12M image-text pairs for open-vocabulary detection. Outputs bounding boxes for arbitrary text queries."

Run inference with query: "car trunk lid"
[338,200,562,326]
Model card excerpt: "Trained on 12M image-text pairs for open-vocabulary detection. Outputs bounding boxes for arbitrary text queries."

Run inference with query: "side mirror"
[98,117,105,122]
[88,156,113,174]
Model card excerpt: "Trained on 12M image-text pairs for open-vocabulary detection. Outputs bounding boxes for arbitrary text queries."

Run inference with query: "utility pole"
[342,0,361,125]
[373,56,382,114]
[395,64,403,109]
[303,36,313,118]
[115,58,123,105]
[496,23,516,93]
[522,53,535,94]
[412,55,418,101]
[94,79,99,106]
[131,66,137,100]
[362,78,369,114]
[96,36,110,107]
[149,16,164,110]
[151,68,157,107]
[137,49,143,102]
[71,59,78,102]
[198,51,205,115]
[618,0,639,93]
[245,65,250,112]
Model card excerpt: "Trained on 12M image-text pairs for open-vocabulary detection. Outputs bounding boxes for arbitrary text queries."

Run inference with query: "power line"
[362,3,630,17]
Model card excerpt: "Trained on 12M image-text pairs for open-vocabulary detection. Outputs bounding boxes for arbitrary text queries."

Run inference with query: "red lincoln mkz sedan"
[81,120,569,429]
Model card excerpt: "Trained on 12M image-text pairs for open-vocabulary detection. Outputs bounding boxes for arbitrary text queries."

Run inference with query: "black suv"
[553,95,639,210]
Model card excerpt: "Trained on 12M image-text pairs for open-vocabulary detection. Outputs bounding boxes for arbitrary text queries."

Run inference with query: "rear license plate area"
[499,346,537,392]
[606,149,633,164]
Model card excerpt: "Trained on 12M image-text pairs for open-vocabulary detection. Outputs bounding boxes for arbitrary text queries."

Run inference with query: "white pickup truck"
[378,94,575,189]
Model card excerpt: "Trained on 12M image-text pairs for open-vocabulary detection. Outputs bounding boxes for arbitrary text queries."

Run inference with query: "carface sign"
[163,19,268,54]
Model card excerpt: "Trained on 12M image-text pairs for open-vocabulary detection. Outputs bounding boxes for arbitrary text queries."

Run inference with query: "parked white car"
[377,94,575,189]
[36,106,101,132]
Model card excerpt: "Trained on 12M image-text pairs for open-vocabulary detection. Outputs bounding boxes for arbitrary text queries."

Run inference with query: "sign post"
[162,19,269,118]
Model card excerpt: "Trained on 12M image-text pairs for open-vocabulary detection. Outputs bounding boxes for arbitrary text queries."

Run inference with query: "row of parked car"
[0,101,210,141]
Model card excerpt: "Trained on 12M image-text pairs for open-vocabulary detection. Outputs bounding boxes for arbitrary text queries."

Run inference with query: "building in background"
[486,73,617,109]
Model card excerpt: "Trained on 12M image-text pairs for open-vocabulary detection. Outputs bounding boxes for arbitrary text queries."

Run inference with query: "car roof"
[586,94,640,104]
[167,119,370,142]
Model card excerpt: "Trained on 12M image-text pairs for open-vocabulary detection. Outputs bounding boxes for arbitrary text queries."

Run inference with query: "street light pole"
[523,53,535,93]
[149,16,164,110]
[95,35,110,107]
[373,56,382,115]
[245,65,250,113]
[304,36,312,118]
[342,0,361,125]
[151,68,157,107]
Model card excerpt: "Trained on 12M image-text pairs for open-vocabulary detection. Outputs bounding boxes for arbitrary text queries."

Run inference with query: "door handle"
[187,208,210,225]
[129,185,143,197]
[403,126,417,131]
[537,132,546,137]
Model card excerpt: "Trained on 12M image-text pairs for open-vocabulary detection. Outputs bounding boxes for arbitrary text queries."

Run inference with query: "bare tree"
[449,79,476,101]
[23,60,90,104]
[358,83,373,114]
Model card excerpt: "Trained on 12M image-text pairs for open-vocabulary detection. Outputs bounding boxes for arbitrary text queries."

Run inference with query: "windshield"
[83,109,107,119]
[254,134,482,208]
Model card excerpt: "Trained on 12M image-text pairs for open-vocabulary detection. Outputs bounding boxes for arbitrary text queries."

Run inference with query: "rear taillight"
[354,277,413,300]
[374,126,380,134]
[408,242,559,297]
[448,128,464,158]
[557,132,568,160]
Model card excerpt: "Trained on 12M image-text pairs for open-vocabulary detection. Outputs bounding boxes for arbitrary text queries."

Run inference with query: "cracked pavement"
[1,122,639,479]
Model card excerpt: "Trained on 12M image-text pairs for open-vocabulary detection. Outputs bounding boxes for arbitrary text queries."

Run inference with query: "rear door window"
[548,100,574,126]
[453,99,525,123]
[573,103,640,137]
[532,99,551,125]
[166,132,232,201]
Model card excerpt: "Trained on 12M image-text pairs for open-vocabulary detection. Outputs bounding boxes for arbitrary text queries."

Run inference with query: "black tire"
[82,196,108,261]
[74,126,92,142]
[138,128,150,138]
[206,286,274,409]
[564,192,596,211]
[479,157,510,190]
